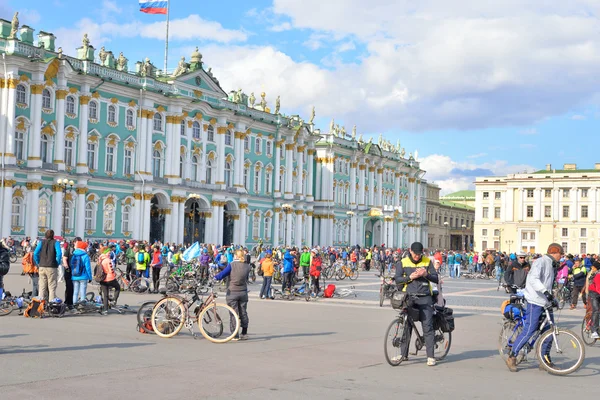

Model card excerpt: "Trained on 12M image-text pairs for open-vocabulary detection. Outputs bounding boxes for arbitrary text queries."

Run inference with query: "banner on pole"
[139,0,168,15]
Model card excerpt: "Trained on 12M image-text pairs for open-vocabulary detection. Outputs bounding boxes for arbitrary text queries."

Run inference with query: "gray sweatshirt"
[522,255,555,307]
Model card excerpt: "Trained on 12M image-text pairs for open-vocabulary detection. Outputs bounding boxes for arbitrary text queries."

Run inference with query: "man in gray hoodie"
[505,243,564,372]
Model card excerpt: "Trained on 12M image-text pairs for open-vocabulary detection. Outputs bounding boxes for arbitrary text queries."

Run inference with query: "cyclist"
[394,241,439,366]
[505,243,564,372]
[504,252,530,293]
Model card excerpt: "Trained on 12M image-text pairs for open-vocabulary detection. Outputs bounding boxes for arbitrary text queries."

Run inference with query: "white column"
[520,189,526,221]
[233,215,240,245]
[239,204,247,246]
[394,173,400,207]
[315,160,322,201]
[571,187,578,221]
[132,194,141,239]
[296,146,304,196]
[3,78,17,165]
[183,123,192,181]
[54,89,67,170]
[349,163,357,207]
[170,198,179,243]
[285,143,294,197]
[274,141,282,196]
[209,202,219,244]
[216,120,226,186]
[1,181,14,238]
[553,188,560,221]
[145,114,153,179]
[306,212,313,247]
[307,149,314,200]
[142,194,151,240]
[76,93,90,174]
[273,209,280,247]
[136,110,147,175]
[295,211,303,248]
[200,122,208,183]
[349,214,356,245]
[164,207,173,244]
[27,84,43,168]
[534,187,542,221]
[26,182,41,239]
[233,132,242,188]
[377,168,383,206]
[52,187,63,235]
[178,199,185,244]
[591,188,597,222]
[368,167,375,206]
[164,117,174,178]
[286,211,293,246]
[217,204,224,245]
[358,165,366,206]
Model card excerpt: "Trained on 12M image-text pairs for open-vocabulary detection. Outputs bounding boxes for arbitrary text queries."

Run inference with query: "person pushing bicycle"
[394,241,439,366]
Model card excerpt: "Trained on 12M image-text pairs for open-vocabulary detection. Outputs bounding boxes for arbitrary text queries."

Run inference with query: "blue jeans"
[454,263,461,278]
[73,280,88,303]
[495,265,502,282]
[260,276,272,298]
[512,302,553,357]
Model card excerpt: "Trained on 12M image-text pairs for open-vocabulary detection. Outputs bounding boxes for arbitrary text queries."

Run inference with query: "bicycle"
[151,282,240,343]
[335,264,359,281]
[498,298,585,375]
[333,287,357,298]
[384,293,452,366]
[137,300,159,334]
[554,280,572,310]
[0,289,31,316]
[379,275,396,307]
[581,302,597,346]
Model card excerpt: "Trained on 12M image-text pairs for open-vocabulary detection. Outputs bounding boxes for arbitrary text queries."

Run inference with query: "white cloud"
[571,114,586,120]
[101,0,121,15]
[270,22,292,32]
[519,128,538,135]
[337,41,356,52]
[420,154,535,195]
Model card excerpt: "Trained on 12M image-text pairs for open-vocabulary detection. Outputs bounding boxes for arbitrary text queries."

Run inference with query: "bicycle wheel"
[197,303,240,343]
[384,317,406,366]
[130,277,151,294]
[349,269,359,281]
[580,317,597,346]
[151,297,185,338]
[536,328,585,375]
[166,277,180,293]
[0,301,13,316]
[336,269,345,281]
[556,289,566,310]
[433,328,451,361]
[9,253,17,263]
[379,285,385,307]
[137,301,156,334]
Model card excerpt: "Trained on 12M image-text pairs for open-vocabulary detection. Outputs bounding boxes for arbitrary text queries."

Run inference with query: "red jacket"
[589,273,600,295]
[310,256,322,278]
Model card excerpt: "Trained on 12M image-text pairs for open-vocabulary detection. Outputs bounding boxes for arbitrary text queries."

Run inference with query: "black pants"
[64,267,74,306]
[282,272,294,291]
[572,285,587,307]
[302,266,309,278]
[126,262,135,281]
[199,264,209,281]
[401,296,435,358]
[312,275,320,294]
[365,260,371,271]
[226,291,249,335]
[100,280,120,312]
[152,267,161,292]
[590,292,600,334]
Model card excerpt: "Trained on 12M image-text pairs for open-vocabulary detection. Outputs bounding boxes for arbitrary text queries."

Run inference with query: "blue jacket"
[447,254,455,264]
[33,240,62,267]
[70,249,93,281]
[283,251,295,273]
[226,252,234,263]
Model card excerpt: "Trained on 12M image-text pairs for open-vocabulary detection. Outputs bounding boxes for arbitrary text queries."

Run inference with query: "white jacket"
[522,255,555,307]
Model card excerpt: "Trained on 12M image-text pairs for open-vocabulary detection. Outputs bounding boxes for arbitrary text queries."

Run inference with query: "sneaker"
[427,358,436,366]
[239,334,248,341]
[570,305,576,310]
[261,296,266,299]
[505,356,517,372]
[591,332,600,339]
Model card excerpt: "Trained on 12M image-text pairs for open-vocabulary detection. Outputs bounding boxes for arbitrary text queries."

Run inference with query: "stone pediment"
[174,69,226,98]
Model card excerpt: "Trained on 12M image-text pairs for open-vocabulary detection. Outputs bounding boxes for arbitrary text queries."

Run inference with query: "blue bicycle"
[498,295,585,375]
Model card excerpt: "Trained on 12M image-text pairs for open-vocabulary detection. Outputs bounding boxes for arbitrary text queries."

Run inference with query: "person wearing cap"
[394,242,439,366]
[505,243,564,372]
[570,257,587,310]
[259,250,275,299]
[504,252,530,293]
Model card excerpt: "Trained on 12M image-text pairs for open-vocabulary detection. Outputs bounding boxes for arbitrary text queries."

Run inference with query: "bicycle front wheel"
[433,328,451,361]
[151,297,185,338]
[349,269,359,281]
[9,254,17,263]
[130,277,151,294]
[536,328,585,375]
[137,301,156,334]
[384,317,406,366]
[198,303,240,343]
[580,317,597,346]
[0,301,13,316]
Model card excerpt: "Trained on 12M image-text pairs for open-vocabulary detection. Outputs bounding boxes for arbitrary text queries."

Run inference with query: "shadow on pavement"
[444,348,498,362]
[250,331,336,342]
[0,342,154,354]
[0,334,28,339]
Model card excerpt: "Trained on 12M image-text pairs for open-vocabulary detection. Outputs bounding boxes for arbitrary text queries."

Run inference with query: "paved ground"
[0,265,597,400]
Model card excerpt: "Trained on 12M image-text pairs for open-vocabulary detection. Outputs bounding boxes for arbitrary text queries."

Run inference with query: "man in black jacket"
[504,252,530,293]
[394,242,439,366]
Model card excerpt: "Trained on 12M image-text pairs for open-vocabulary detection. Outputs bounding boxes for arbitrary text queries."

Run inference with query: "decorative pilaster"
[2,78,17,165]
[295,209,303,248]
[51,184,63,235]
[76,94,90,174]
[239,202,248,246]
[358,164,366,206]
[368,166,375,206]
[296,145,305,196]
[145,110,154,179]
[54,89,67,170]
[377,168,384,207]
[285,143,294,199]
[0,179,15,238]
[306,211,313,247]
[273,207,281,247]
[349,162,357,206]
[306,149,315,201]
[27,84,44,168]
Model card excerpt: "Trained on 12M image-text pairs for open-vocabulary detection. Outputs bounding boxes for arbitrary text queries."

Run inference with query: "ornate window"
[152,149,163,177]
[122,205,131,233]
[85,202,96,230]
[87,142,97,170]
[153,112,163,131]
[105,145,115,173]
[244,136,250,151]
[265,171,272,194]
[38,198,50,230]
[42,88,52,110]
[206,159,214,184]
[103,203,115,232]
[191,155,199,181]
[11,197,22,227]
[192,121,201,139]
[266,141,272,156]
[126,109,134,128]
[224,161,232,188]
[252,212,260,239]
[179,156,184,178]
[88,101,98,120]
[64,201,73,231]
[264,215,271,241]
[254,167,261,194]
[66,95,76,115]
[255,138,261,154]
[244,164,250,191]
[107,105,117,124]
[123,148,132,175]
[40,134,49,163]
[14,131,25,161]
[16,84,27,105]
[180,120,186,136]
[207,125,214,141]
[225,130,232,146]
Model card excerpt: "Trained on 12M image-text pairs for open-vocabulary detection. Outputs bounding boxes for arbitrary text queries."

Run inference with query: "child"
[22,246,38,297]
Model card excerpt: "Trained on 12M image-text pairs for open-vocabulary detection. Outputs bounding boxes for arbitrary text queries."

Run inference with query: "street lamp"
[444,221,449,250]
[505,240,514,253]
[57,178,75,240]
[461,224,467,252]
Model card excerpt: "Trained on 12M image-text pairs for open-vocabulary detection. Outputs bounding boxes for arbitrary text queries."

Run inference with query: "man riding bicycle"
[505,243,564,372]
[394,241,439,366]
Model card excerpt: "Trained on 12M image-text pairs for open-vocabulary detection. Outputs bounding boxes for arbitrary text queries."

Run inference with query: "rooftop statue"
[190,46,202,64]
[141,57,151,77]
[352,125,357,140]
[172,56,187,77]
[82,33,90,52]
[340,126,346,137]
[414,150,419,160]
[248,92,256,108]
[57,47,63,59]
[358,134,363,143]
[98,46,108,64]
[259,92,267,110]
[117,52,127,71]
[8,12,18,39]
[309,106,315,124]
[396,139,401,152]
[401,148,406,157]
[275,95,280,114]
[329,118,335,134]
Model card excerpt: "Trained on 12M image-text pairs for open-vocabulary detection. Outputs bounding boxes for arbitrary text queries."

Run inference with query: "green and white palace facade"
[0,16,427,248]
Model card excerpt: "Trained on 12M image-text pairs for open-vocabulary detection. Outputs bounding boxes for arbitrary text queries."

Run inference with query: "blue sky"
[3,0,600,193]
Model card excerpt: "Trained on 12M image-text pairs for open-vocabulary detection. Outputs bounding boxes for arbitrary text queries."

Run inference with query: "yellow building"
[474,163,600,254]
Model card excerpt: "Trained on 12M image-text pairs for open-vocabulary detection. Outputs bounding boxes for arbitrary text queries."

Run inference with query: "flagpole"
[164,0,170,76]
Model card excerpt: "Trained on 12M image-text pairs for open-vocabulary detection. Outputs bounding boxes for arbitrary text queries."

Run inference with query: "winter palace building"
[0,15,427,248]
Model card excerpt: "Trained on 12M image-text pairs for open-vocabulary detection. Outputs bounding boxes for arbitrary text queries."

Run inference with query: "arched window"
[255,138,261,153]
[66,95,76,115]
[192,121,200,139]
[179,156,184,178]
[103,203,115,232]
[126,109,134,127]
[278,215,285,242]
[244,165,250,191]
[107,105,116,123]
[11,197,22,227]
[40,134,49,163]
[264,216,271,241]
[152,150,162,177]
[64,201,73,231]
[225,130,232,146]
[206,159,213,184]
[244,136,250,151]
[265,171,272,193]
[253,168,261,193]
[105,144,115,173]
[42,88,51,109]
[191,155,199,181]
[16,84,27,104]
[14,131,25,161]
[153,112,163,131]
[85,202,96,230]
[123,147,133,175]
[87,142,97,170]
[266,141,272,156]
[38,198,49,229]
[252,213,260,238]
[122,205,132,233]
[207,125,214,141]
[89,101,98,120]
[224,161,232,188]
[180,120,186,136]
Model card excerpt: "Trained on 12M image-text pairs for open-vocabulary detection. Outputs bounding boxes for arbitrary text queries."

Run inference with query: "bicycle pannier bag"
[391,291,408,310]
[434,307,455,333]
[24,299,45,318]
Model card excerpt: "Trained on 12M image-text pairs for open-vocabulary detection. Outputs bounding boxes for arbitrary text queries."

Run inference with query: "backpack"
[22,253,38,274]
[0,247,10,276]
[71,253,85,277]
[93,263,107,283]
[24,299,45,318]
[324,284,336,298]
[137,251,145,264]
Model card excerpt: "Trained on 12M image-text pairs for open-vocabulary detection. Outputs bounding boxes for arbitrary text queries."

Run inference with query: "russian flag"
[139,0,168,15]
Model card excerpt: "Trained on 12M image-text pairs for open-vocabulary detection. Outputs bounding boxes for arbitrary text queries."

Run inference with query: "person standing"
[505,252,530,293]
[365,248,372,271]
[214,250,251,340]
[62,241,74,309]
[150,245,163,293]
[310,249,322,296]
[125,244,136,282]
[71,240,92,304]
[21,246,38,297]
[571,257,587,310]
[33,230,62,301]
[587,262,600,339]
[98,247,120,315]
[394,242,439,366]
[282,248,295,292]
[259,250,274,299]
[300,247,311,278]
[135,245,150,278]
